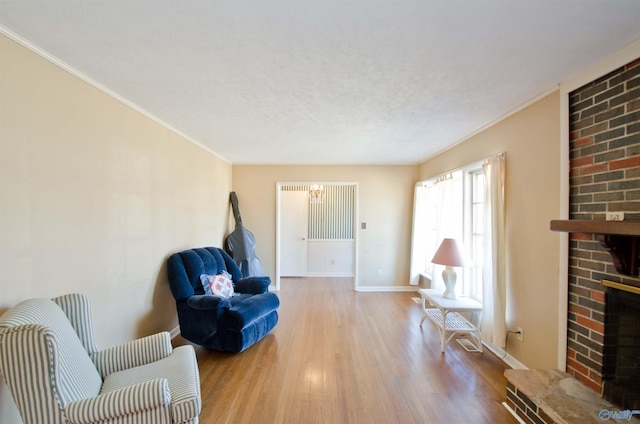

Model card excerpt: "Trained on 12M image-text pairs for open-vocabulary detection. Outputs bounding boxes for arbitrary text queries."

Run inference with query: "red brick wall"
[568,58,640,393]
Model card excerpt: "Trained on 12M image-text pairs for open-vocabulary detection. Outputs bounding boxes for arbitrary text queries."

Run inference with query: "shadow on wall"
[420,274,432,289]
[135,259,179,339]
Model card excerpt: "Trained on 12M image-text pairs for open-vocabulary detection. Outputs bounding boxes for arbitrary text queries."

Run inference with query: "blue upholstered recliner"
[167,247,279,353]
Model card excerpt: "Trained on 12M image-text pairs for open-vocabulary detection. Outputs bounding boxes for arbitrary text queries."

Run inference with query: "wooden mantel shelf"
[550,219,640,236]
[550,219,640,275]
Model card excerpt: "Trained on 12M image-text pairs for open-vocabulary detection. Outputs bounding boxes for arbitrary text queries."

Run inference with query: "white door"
[280,190,308,276]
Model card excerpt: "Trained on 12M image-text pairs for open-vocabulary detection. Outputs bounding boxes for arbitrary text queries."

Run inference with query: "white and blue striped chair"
[0,293,201,424]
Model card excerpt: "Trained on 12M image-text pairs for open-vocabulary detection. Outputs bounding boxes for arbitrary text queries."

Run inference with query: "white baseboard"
[355,286,419,292]
[483,342,528,370]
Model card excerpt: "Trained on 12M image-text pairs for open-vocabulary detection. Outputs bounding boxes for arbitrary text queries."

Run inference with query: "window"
[411,152,506,347]
[465,169,484,301]
[413,163,484,301]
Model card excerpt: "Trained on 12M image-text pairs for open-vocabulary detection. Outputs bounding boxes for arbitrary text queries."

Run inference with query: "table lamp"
[431,238,468,299]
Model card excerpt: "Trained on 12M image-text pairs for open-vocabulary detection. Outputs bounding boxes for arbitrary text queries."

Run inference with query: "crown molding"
[0,26,230,164]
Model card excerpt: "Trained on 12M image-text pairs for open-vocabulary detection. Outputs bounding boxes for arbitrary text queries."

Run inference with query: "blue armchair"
[167,247,279,353]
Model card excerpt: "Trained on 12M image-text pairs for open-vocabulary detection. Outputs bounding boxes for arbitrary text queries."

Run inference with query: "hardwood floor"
[174,278,517,424]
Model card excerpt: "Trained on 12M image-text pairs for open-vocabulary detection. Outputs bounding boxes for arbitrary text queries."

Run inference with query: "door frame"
[275,182,359,291]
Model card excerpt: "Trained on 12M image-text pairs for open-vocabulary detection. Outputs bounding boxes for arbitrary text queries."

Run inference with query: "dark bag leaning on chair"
[166,247,279,353]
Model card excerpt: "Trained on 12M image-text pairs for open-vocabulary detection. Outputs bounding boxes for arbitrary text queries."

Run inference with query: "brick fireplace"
[568,56,640,400]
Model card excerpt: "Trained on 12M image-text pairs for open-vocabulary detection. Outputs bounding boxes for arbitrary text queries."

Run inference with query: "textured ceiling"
[2,1,640,164]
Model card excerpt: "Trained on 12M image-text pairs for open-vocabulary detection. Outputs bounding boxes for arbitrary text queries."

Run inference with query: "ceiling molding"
[418,85,560,165]
[0,25,230,164]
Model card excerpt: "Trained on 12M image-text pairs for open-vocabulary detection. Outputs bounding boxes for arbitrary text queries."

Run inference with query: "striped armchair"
[0,293,201,424]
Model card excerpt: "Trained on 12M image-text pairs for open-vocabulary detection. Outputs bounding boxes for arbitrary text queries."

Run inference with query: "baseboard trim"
[483,342,528,370]
[355,286,419,292]
[306,272,355,277]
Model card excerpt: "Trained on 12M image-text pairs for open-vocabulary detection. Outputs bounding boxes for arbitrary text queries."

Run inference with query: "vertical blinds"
[281,185,354,240]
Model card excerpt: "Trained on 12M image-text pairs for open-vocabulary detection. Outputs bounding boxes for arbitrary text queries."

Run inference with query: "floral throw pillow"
[200,271,234,298]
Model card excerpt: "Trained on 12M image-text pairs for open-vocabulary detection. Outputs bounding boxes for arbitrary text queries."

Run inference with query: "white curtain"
[430,176,460,293]
[481,153,507,347]
[409,183,428,285]
[409,176,461,289]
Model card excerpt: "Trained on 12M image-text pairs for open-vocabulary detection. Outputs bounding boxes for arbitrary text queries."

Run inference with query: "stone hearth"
[505,369,640,424]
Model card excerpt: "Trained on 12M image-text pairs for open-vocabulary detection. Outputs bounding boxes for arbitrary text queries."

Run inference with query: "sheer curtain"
[409,183,428,285]
[430,175,461,293]
[481,153,507,347]
[409,175,461,290]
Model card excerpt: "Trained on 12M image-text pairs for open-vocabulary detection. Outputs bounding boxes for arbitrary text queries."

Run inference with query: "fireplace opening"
[603,287,640,410]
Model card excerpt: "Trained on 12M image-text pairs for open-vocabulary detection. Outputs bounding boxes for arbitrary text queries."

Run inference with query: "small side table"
[418,288,483,353]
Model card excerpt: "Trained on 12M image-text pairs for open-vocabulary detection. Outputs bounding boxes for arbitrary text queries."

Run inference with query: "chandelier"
[309,184,325,204]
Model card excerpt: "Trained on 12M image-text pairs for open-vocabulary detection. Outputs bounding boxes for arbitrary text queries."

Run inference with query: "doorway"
[276,183,358,290]
[280,189,308,276]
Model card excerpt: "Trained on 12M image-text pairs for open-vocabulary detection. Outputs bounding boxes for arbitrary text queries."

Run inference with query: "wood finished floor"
[174,278,517,424]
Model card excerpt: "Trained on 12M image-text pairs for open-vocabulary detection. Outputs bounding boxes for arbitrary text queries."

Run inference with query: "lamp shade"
[431,238,468,267]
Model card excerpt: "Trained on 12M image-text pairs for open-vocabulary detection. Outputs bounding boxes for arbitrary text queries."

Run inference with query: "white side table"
[418,288,483,353]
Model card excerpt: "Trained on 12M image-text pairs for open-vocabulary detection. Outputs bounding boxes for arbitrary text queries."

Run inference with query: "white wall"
[418,91,562,370]
[0,34,232,422]
[307,240,355,276]
[232,165,418,289]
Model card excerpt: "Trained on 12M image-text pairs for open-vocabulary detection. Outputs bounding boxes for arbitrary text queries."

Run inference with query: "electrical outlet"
[377,269,383,277]
[516,327,524,342]
[331,259,336,265]
[606,212,625,221]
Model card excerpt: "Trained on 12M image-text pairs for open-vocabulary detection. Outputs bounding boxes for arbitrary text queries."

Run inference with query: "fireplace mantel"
[550,220,640,276]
